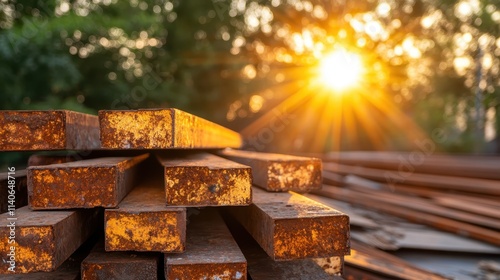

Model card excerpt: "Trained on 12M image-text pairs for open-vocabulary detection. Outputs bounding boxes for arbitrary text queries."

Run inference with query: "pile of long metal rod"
[310,151,500,279]
[0,109,351,279]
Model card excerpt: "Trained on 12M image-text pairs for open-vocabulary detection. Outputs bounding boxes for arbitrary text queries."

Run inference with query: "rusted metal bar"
[2,234,99,280]
[314,185,500,246]
[27,154,149,209]
[82,242,159,280]
[229,187,350,260]
[0,110,100,151]
[99,109,242,149]
[158,153,252,206]
[218,149,322,192]
[222,211,343,279]
[165,209,246,280]
[0,170,28,214]
[0,206,100,274]
[105,181,186,252]
[323,162,500,196]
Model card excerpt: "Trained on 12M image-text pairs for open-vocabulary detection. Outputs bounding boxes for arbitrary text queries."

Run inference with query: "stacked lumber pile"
[309,151,500,279]
[0,109,350,280]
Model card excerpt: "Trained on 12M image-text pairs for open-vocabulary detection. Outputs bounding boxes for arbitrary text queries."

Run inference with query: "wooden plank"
[0,170,28,214]
[82,242,159,280]
[229,187,349,260]
[99,109,242,149]
[165,209,247,280]
[314,185,500,246]
[218,149,322,192]
[222,211,343,280]
[325,151,500,180]
[323,162,500,195]
[27,154,149,209]
[158,153,252,206]
[0,206,100,274]
[105,181,186,252]
[0,110,100,151]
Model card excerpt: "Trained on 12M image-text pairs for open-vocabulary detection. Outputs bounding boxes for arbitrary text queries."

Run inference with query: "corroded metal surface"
[105,181,186,252]
[229,187,350,261]
[82,242,159,280]
[223,212,343,280]
[159,153,252,206]
[0,170,28,214]
[27,154,149,209]
[165,209,247,280]
[0,206,100,274]
[1,233,98,280]
[0,110,100,151]
[99,109,242,149]
[218,149,322,192]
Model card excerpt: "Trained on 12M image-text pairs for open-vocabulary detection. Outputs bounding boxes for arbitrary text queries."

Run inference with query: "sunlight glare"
[319,49,364,92]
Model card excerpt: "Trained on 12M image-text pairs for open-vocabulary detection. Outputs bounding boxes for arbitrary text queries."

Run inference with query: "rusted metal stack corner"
[158,153,252,206]
[218,149,322,192]
[99,109,242,149]
[0,110,100,151]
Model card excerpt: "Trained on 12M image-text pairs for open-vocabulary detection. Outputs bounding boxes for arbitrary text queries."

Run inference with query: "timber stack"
[0,109,350,280]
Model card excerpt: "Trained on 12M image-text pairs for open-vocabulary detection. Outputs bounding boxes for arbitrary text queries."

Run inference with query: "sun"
[318,49,364,92]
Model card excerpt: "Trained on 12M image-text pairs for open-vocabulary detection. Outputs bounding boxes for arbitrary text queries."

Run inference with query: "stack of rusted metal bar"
[0,109,350,279]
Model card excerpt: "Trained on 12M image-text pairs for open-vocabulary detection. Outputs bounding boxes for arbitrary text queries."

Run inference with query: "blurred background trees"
[1,0,499,166]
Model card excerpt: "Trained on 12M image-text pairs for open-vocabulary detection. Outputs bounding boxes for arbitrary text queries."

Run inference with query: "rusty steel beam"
[27,154,149,209]
[165,209,247,280]
[222,211,343,280]
[323,162,500,196]
[315,185,500,246]
[99,109,242,149]
[105,181,186,252]
[1,234,98,280]
[0,110,100,151]
[0,206,100,274]
[158,153,252,206]
[344,241,448,280]
[218,149,322,192]
[229,187,350,261]
[82,242,159,280]
[0,170,28,214]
